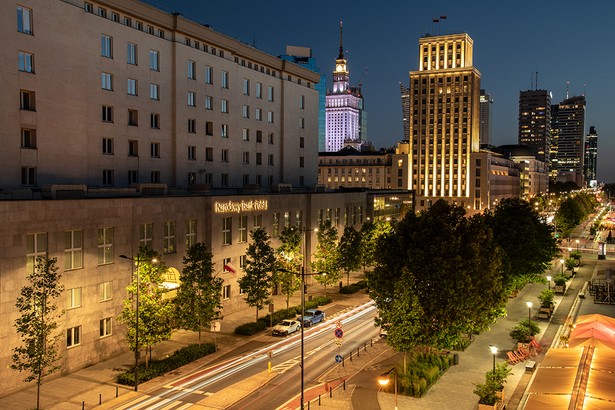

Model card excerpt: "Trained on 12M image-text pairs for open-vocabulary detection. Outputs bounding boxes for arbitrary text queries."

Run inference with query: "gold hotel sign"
[214,199,268,213]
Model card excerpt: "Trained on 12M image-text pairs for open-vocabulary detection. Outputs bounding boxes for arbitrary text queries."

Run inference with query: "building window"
[300,95,305,109]
[243,174,249,185]
[157,29,165,39]
[100,318,112,337]
[97,227,113,265]
[299,117,305,128]
[299,157,304,168]
[101,72,113,90]
[102,105,113,122]
[139,223,153,249]
[20,90,35,110]
[242,152,249,164]
[67,287,82,309]
[99,281,112,301]
[127,42,137,65]
[242,128,249,141]
[26,232,47,273]
[221,173,228,187]
[163,221,176,253]
[127,78,137,95]
[65,230,83,270]
[188,118,196,134]
[98,7,106,17]
[128,170,139,185]
[221,99,228,113]
[272,212,280,237]
[188,145,196,160]
[268,86,274,101]
[151,142,160,158]
[205,95,213,110]
[256,130,263,143]
[124,16,131,26]
[101,35,112,58]
[221,71,229,88]
[253,214,262,228]
[18,51,34,72]
[151,113,160,129]
[256,152,262,165]
[149,49,159,70]
[205,66,213,84]
[256,82,262,98]
[188,60,196,79]
[240,254,247,270]
[206,147,213,161]
[268,133,274,144]
[268,154,274,166]
[267,111,274,123]
[222,217,232,245]
[243,78,250,95]
[300,137,305,148]
[221,149,229,163]
[84,2,93,12]
[128,109,138,126]
[221,124,228,138]
[66,326,81,348]
[150,84,159,100]
[222,284,231,300]
[21,128,36,148]
[102,169,114,186]
[147,25,154,34]
[255,108,262,121]
[21,166,37,186]
[238,215,247,242]
[188,91,195,107]
[17,6,33,34]
[128,140,138,156]
[242,105,249,118]
[102,138,113,154]
[186,219,197,248]
[205,121,213,136]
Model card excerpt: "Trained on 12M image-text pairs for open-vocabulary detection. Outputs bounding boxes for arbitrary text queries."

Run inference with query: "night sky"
[145,0,615,183]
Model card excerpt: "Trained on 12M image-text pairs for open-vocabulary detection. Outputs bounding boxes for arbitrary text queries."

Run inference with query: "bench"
[525,360,536,371]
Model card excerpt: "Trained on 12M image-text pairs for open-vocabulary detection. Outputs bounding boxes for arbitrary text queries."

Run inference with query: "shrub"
[116,343,216,386]
[234,321,267,336]
[537,289,555,308]
[554,275,567,286]
[394,351,452,398]
[474,362,512,405]
[340,280,369,294]
[509,319,540,342]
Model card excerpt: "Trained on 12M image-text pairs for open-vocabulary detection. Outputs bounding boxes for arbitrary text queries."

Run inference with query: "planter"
[554,284,566,295]
[478,403,499,410]
[496,390,505,401]
[538,307,551,319]
[517,341,530,350]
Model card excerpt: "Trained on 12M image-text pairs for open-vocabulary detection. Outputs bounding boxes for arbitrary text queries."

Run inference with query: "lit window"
[65,230,83,270]
[97,227,113,265]
[163,221,175,253]
[67,287,82,309]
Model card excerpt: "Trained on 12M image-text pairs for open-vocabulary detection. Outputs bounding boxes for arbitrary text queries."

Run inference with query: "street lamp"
[560,258,565,275]
[576,239,580,251]
[489,345,498,374]
[526,301,533,326]
[119,254,157,392]
[377,367,398,410]
[546,275,552,291]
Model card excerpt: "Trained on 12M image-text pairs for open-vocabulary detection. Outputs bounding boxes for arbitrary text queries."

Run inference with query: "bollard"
[364,342,367,352]
[350,351,353,362]
[370,338,373,347]
[343,379,346,390]
[308,400,310,409]
[318,394,321,405]
[342,356,345,367]
[330,387,333,398]
[357,347,360,357]
[116,386,119,397]
[82,401,85,410]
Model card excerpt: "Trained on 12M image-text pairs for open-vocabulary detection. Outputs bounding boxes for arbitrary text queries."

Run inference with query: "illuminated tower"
[409,33,481,208]
[584,126,598,183]
[479,89,493,145]
[554,95,586,186]
[518,89,552,163]
[325,22,364,152]
[400,82,410,141]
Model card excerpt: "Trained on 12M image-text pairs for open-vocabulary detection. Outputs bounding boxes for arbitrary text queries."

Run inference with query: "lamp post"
[490,345,498,374]
[576,239,580,251]
[377,368,398,410]
[298,226,317,409]
[560,258,565,275]
[526,301,533,326]
[119,254,156,392]
[546,275,552,291]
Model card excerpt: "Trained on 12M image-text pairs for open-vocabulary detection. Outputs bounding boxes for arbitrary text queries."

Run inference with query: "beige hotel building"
[0,0,383,395]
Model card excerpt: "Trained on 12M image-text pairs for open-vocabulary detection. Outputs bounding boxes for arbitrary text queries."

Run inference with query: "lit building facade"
[400,82,410,142]
[553,95,586,186]
[518,90,552,164]
[409,33,481,210]
[325,23,366,152]
[479,89,493,145]
[584,126,598,183]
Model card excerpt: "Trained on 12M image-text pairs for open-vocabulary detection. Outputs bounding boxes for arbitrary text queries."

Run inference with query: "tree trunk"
[286,293,290,309]
[256,306,259,322]
[347,271,350,286]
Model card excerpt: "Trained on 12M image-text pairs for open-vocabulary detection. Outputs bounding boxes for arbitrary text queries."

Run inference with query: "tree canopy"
[311,220,341,294]
[239,228,276,320]
[338,226,362,285]
[275,226,303,308]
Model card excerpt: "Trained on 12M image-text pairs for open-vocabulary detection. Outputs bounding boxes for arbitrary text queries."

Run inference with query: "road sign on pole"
[335,354,343,363]
[334,328,344,338]
[335,339,343,347]
[335,321,343,329]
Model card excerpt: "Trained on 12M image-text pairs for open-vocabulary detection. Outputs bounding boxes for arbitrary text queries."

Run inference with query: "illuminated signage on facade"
[214,199,268,213]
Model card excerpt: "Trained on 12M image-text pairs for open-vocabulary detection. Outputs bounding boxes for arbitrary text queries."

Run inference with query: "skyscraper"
[400,82,410,141]
[325,22,366,152]
[479,89,493,145]
[554,95,586,186]
[518,90,552,164]
[584,126,598,183]
[409,33,481,208]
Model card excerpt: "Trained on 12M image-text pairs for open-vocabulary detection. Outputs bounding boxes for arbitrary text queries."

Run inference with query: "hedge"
[340,280,368,294]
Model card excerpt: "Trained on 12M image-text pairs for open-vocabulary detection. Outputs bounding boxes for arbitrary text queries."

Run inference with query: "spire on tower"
[338,21,344,60]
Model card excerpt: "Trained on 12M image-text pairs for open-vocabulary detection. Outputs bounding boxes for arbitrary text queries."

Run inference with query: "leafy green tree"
[360,219,392,273]
[488,198,560,292]
[311,220,341,295]
[275,226,302,308]
[118,248,173,368]
[338,226,362,285]
[239,228,277,321]
[175,243,223,339]
[11,256,64,410]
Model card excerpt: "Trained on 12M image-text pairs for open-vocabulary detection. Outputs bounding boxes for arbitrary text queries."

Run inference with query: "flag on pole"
[223,262,237,273]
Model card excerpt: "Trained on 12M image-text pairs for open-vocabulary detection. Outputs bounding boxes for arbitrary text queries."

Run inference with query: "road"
[111,301,377,410]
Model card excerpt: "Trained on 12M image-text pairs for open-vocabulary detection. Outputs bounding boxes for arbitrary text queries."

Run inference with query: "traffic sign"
[334,328,344,338]
[335,354,343,363]
[335,339,343,347]
[335,321,343,329]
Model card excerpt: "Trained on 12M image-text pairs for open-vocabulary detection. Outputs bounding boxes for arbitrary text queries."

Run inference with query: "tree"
[311,220,341,295]
[175,242,223,340]
[338,226,362,285]
[359,219,392,273]
[275,226,303,309]
[239,228,277,321]
[118,248,173,368]
[488,198,559,292]
[11,256,64,410]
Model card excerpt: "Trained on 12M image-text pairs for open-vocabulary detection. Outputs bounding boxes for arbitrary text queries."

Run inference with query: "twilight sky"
[146,0,615,183]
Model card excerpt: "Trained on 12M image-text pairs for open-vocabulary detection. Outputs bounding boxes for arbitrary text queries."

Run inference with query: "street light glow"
[490,345,498,354]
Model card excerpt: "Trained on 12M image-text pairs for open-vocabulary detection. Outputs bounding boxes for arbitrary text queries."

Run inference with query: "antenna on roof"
[566,81,570,99]
[583,83,587,97]
[535,71,539,90]
[530,73,533,90]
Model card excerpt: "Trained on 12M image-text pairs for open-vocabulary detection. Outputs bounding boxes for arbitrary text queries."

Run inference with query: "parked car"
[297,309,326,327]
[272,319,301,336]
